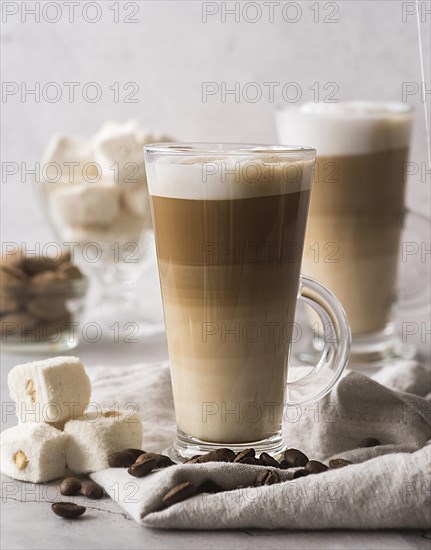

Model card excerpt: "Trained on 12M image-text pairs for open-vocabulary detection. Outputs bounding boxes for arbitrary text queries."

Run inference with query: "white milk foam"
[276,101,413,157]
[147,155,314,200]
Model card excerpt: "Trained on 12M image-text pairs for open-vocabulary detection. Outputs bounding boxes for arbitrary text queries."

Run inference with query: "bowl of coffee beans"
[1,249,88,352]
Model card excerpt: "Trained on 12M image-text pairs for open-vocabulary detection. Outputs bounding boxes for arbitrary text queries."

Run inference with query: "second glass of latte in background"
[276,102,429,367]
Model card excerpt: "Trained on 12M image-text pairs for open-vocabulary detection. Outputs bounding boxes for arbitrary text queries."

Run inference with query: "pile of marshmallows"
[1,357,143,483]
[41,121,170,246]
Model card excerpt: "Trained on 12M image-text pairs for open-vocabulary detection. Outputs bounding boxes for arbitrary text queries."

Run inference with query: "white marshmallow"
[94,120,171,150]
[64,409,143,474]
[49,182,120,227]
[41,133,96,182]
[93,124,146,184]
[0,423,68,482]
[8,356,91,424]
[63,211,146,249]
[121,182,151,223]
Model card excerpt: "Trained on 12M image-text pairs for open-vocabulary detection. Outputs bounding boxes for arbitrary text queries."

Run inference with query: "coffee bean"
[278,460,291,469]
[128,456,157,478]
[60,477,81,496]
[329,458,352,469]
[81,480,103,499]
[259,452,280,468]
[196,448,236,463]
[126,448,147,460]
[292,469,309,479]
[108,450,136,468]
[234,448,255,462]
[135,452,174,469]
[255,469,280,486]
[238,457,263,466]
[51,502,86,519]
[155,454,175,468]
[357,437,381,448]
[162,481,197,508]
[199,479,222,494]
[305,460,328,474]
[184,455,200,464]
[135,452,156,464]
[284,448,309,468]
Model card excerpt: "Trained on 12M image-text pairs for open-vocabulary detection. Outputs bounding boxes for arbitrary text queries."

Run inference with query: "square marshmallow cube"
[8,356,91,424]
[50,182,120,227]
[64,409,143,474]
[41,133,93,171]
[121,182,151,223]
[41,133,96,183]
[93,126,147,183]
[0,423,68,482]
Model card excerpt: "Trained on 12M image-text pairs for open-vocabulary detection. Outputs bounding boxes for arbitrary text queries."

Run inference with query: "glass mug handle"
[398,208,431,313]
[287,275,351,405]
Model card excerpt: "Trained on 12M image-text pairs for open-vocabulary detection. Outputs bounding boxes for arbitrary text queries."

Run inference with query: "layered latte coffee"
[276,102,413,337]
[147,151,314,443]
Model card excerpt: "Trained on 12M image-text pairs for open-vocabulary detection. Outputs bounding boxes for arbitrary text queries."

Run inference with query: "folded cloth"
[89,362,431,530]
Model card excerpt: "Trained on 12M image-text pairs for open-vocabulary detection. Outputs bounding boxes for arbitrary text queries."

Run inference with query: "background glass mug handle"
[286,275,351,406]
[398,208,431,313]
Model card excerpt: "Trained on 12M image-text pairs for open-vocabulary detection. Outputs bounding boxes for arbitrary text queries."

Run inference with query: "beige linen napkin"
[89,361,431,529]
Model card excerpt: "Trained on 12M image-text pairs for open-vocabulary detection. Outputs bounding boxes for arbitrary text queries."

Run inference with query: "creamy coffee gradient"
[148,154,313,443]
[276,102,413,335]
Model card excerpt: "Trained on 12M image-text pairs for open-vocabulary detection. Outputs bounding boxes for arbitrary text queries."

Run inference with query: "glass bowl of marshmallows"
[36,121,170,337]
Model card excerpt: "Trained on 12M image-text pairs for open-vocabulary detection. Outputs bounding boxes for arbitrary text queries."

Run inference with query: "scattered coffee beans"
[126,448,147,460]
[81,480,104,499]
[305,460,328,474]
[135,452,174,469]
[114,443,346,507]
[184,455,200,464]
[128,456,157,478]
[237,457,263,466]
[259,452,280,468]
[51,502,86,519]
[60,477,81,496]
[196,448,235,463]
[357,437,381,448]
[162,481,197,508]
[284,448,309,468]
[329,458,352,469]
[234,448,255,462]
[292,469,309,479]
[108,451,136,468]
[255,468,280,486]
[199,479,222,494]
[156,455,175,468]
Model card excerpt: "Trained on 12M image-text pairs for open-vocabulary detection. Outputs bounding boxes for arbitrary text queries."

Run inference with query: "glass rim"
[144,142,316,156]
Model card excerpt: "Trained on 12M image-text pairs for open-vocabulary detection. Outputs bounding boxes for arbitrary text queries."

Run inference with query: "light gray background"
[1,0,430,243]
[1,1,430,548]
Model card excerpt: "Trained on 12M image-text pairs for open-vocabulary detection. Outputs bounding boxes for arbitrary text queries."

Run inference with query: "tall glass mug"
[144,143,350,461]
[276,102,429,368]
